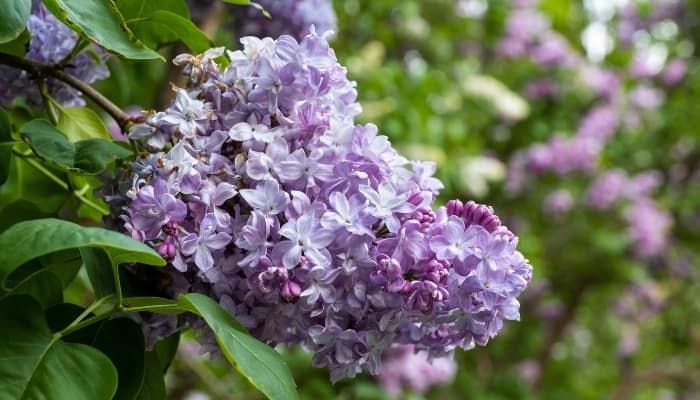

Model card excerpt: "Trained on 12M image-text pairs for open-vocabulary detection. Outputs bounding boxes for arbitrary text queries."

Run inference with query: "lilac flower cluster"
[617,0,684,47]
[505,0,687,190]
[378,345,457,397]
[0,3,109,107]
[583,169,671,257]
[119,31,532,380]
[200,0,337,40]
[497,6,576,68]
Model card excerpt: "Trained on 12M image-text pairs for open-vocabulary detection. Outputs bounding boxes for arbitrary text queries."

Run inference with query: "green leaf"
[39,249,83,288]
[117,0,205,52]
[131,10,212,53]
[0,295,118,400]
[74,139,133,173]
[136,351,166,400]
[0,0,31,43]
[153,333,180,373]
[91,318,146,400]
[117,0,190,19]
[56,107,112,142]
[0,200,48,231]
[0,156,70,214]
[21,119,133,174]
[42,0,162,60]
[20,119,75,166]
[0,28,30,57]
[0,108,13,185]
[0,269,63,309]
[179,293,299,400]
[0,218,165,290]
[80,247,116,299]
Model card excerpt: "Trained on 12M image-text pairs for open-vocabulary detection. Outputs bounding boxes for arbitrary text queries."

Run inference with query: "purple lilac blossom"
[231,0,337,41]
[0,3,109,107]
[662,58,687,86]
[586,169,628,210]
[117,31,533,381]
[625,199,672,258]
[498,5,579,69]
[378,345,457,397]
[544,189,574,215]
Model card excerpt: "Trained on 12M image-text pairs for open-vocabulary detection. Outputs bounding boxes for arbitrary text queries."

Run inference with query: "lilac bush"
[118,30,532,380]
[0,3,109,107]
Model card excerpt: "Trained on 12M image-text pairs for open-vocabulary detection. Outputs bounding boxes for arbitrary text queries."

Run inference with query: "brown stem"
[533,282,589,389]
[0,52,133,130]
[610,362,700,400]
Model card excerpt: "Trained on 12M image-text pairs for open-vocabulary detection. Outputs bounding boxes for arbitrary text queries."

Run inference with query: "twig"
[37,79,59,124]
[610,362,700,399]
[0,53,133,130]
[533,281,589,389]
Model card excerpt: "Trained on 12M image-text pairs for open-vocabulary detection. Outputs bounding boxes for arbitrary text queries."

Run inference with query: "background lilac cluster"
[187,0,337,42]
[0,3,109,107]
[503,0,678,258]
[119,30,532,380]
[232,0,337,40]
[378,344,457,397]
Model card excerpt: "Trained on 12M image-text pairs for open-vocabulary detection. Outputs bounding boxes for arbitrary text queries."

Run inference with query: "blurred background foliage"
[58,0,700,398]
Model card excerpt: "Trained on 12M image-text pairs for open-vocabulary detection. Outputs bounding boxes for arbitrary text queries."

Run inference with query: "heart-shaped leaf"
[0,295,118,400]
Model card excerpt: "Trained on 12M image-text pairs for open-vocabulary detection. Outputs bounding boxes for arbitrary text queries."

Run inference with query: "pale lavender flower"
[128,179,187,239]
[359,182,415,233]
[275,214,334,268]
[161,89,211,137]
[239,179,289,215]
[181,213,232,271]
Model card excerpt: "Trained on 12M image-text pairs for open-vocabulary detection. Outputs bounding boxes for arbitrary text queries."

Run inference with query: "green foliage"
[0,218,164,288]
[131,10,212,54]
[0,28,30,57]
[56,107,112,142]
[42,0,162,60]
[179,293,300,400]
[0,0,31,43]
[0,295,118,400]
[21,119,132,174]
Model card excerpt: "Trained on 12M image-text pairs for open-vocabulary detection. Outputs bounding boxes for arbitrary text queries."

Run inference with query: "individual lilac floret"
[0,3,109,107]
[118,31,532,382]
